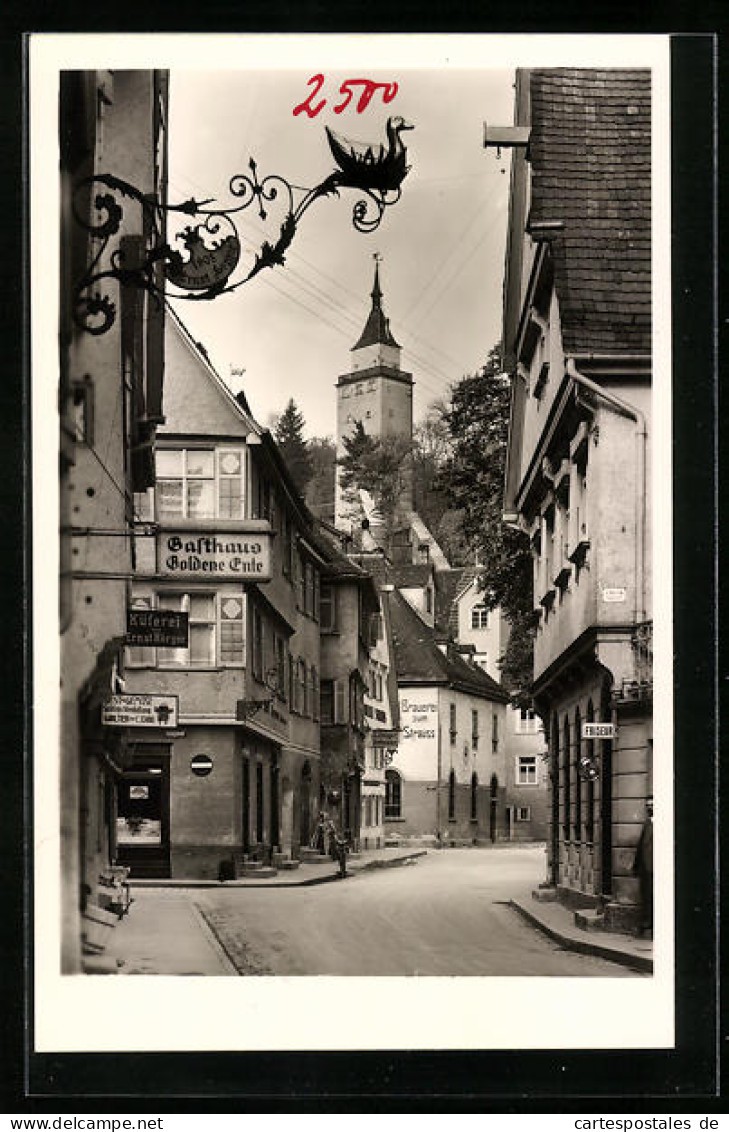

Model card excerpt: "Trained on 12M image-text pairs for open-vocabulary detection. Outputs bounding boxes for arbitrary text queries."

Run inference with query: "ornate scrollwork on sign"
[71,117,414,335]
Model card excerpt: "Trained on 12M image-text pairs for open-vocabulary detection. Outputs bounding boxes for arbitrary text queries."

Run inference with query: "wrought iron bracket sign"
[72,116,414,335]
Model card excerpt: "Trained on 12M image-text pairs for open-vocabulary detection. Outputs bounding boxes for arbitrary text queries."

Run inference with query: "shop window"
[516,755,538,786]
[385,770,402,819]
[471,604,489,630]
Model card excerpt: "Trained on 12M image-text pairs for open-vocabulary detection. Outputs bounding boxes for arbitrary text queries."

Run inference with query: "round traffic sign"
[190,754,213,777]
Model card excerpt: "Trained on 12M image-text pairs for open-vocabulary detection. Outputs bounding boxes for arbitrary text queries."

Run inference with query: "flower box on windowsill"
[568,539,590,568]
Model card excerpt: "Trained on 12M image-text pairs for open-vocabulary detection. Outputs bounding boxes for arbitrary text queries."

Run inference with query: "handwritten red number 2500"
[293,74,399,119]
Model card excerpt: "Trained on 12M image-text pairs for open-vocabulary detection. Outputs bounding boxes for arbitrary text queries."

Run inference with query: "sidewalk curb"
[131,850,428,891]
[188,898,240,975]
[510,898,653,974]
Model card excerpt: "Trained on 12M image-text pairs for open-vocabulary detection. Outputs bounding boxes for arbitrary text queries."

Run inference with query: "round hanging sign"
[190,754,214,777]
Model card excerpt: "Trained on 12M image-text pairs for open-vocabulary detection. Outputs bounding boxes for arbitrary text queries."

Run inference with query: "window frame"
[516,754,538,786]
[126,589,245,669]
[470,604,489,630]
[155,446,246,522]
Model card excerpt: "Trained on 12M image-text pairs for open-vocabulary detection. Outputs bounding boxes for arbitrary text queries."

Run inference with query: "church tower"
[335,259,414,528]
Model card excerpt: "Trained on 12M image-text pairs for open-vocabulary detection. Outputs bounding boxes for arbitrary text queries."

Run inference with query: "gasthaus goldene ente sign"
[158,532,273,581]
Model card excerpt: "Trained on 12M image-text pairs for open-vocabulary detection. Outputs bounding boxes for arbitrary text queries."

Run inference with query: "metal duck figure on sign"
[72,116,414,335]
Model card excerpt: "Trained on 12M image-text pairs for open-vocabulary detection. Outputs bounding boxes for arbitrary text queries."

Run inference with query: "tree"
[438,345,535,700]
[337,422,413,552]
[304,436,337,524]
[411,399,452,540]
[273,399,313,494]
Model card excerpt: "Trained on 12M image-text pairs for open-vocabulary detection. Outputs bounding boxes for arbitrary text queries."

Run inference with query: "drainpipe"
[565,358,648,628]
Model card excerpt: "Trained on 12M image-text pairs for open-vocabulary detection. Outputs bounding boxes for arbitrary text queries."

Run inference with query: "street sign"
[602,587,627,603]
[126,608,189,647]
[190,754,213,777]
[102,693,179,728]
[582,722,615,740]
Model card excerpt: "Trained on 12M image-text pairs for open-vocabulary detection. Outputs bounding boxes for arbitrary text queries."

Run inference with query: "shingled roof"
[528,69,651,355]
[391,563,433,589]
[387,589,509,702]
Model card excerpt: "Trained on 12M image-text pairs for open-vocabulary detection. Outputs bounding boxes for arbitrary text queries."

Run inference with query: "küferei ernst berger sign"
[159,533,272,581]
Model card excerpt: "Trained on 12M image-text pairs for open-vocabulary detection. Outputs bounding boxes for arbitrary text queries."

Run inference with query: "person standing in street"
[632,795,653,937]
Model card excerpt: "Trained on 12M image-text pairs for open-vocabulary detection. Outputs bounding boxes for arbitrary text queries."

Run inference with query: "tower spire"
[353,254,400,351]
[371,252,383,307]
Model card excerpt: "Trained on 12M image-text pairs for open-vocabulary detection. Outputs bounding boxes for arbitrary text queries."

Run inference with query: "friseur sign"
[158,532,272,581]
[126,608,189,647]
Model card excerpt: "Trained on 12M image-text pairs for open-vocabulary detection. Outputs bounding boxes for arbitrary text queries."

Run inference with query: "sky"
[167,66,515,439]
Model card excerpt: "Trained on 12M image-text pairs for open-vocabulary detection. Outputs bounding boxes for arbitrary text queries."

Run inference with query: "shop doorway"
[116,746,170,878]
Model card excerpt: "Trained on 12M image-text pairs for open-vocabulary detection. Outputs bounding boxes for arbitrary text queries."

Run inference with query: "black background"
[1,8,721,1111]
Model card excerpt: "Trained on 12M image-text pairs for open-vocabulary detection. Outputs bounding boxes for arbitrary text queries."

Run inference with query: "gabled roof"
[352,262,401,351]
[528,68,651,356]
[387,589,509,702]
